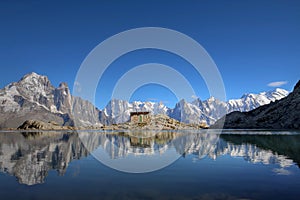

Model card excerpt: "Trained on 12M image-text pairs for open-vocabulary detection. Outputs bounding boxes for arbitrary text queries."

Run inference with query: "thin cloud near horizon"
[191,95,199,100]
[267,81,288,87]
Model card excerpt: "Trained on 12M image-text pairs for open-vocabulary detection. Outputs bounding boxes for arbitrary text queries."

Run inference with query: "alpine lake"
[0,129,300,200]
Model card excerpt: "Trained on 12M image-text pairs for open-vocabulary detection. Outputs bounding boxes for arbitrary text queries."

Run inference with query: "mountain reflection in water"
[0,130,299,185]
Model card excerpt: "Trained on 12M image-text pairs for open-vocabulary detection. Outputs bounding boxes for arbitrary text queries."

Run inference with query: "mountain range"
[93,85,288,126]
[0,72,289,128]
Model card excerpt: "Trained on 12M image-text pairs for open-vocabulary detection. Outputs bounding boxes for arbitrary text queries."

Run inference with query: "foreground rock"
[17,120,105,131]
[17,120,74,130]
[212,80,300,129]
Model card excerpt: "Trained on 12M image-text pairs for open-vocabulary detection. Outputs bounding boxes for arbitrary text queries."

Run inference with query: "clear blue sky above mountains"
[0,0,299,108]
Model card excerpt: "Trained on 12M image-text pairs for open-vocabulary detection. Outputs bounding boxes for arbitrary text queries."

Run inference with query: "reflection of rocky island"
[0,131,299,185]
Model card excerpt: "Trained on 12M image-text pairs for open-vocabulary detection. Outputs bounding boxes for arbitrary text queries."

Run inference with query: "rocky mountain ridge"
[212,80,300,129]
[0,72,105,128]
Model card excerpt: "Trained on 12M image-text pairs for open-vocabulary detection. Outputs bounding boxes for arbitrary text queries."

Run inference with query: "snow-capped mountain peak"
[265,88,289,100]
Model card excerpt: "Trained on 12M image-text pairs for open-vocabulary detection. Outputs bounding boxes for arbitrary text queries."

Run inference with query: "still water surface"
[0,130,299,200]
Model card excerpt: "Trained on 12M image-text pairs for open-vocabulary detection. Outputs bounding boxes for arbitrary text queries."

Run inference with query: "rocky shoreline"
[9,114,208,131]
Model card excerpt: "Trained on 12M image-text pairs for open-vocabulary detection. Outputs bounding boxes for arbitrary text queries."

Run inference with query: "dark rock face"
[72,96,104,126]
[0,72,103,128]
[212,80,300,129]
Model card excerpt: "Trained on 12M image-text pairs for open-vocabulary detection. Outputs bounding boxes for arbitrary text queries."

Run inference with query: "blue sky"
[0,0,299,108]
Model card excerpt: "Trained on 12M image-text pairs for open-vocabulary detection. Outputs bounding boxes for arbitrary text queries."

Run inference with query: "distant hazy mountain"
[212,80,300,129]
[0,72,105,128]
[0,72,289,128]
